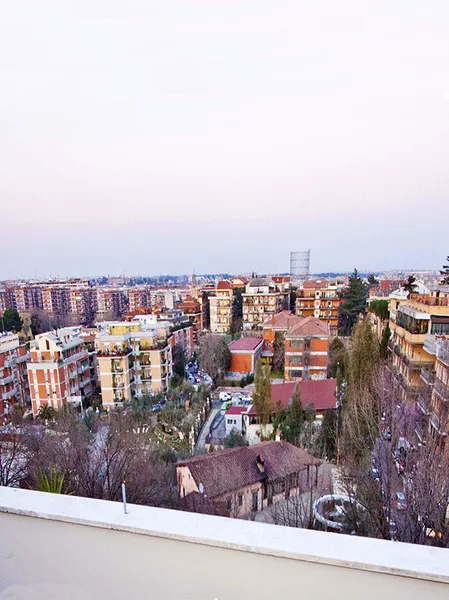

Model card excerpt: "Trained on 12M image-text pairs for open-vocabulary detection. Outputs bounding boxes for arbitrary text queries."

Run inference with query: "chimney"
[256,454,265,473]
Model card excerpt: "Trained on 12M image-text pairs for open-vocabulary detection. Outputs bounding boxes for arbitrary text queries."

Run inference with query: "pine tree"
[440,255,449,285]
[0,309,23,333]
[403,274,417,294]
[253,359,272,427]
[338,269,369,335]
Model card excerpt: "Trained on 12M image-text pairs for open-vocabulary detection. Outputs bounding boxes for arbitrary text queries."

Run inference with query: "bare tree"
[198,335,231,384]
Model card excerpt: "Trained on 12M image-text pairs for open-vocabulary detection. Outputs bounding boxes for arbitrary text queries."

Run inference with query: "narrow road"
[195,401,221,453]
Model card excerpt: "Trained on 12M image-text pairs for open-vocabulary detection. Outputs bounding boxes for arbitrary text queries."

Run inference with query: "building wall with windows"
[0,333,30,421]
[296,280,340,336]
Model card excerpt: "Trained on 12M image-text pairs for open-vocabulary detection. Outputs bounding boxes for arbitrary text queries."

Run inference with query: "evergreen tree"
[367,274,379,286]
[253,359,272,427]
[328,337,349,377]
[403,274,417,294]
[349,318,380,390]
[0,309,23,333]
[272,331,285,373]
[338,269,368,335]
[172,343,186,378]
[380,324,391,359]
[440,255,449,285]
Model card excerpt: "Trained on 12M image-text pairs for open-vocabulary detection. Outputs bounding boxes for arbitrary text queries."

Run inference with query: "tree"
[9,403,25,426]
[440,255,449,285]
[252,359,272,427]
[367,274,379,286]
[289,286,297,312]
[272,331,285,373]
[328,337,349,378]
[379,324,391,359]
[368,299,389,321]
[348,319,380,392]
[172,343,186,378]
[0,428,29,487]
[403,275,417,294]
[198,335,231,384]
[224,431,247,448]
[272,385,304,446]
[0,309,23,333]
[338,269,368,335]
[38,404,56,422]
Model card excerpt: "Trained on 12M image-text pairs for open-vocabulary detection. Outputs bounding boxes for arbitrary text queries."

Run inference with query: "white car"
[219,392,232,402]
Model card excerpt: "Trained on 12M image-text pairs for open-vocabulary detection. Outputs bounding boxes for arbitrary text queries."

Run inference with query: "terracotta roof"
[303,280,331,289]
[228,337,263,352]
[248,379,337,415]
[286,316,329,337]
[217,280,232,290]
[262,310,302,329]
[226,406,251,415]
[177,441,320,499]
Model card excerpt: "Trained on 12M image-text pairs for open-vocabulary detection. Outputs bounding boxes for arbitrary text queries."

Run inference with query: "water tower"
[290,250,310,280]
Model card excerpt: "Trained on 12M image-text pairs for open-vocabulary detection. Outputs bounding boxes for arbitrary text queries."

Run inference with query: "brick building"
[296,280,340,336]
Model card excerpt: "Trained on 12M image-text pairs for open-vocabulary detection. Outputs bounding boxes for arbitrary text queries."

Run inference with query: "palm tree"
[37,404,56,422]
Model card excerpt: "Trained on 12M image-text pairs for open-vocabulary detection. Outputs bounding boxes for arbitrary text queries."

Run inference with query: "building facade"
[389,287,449,402]
[0,333,30,421]
[242,278,285,330]
[209,281,233,334]
[296,280,340,336]
[228,337,263,375]
[284,317,330,381]
[27,329,92,416]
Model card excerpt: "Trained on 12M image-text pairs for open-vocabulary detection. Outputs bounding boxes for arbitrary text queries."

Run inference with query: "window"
[238,494,243,507]
[227,498,232,512]
[251,491,258,511]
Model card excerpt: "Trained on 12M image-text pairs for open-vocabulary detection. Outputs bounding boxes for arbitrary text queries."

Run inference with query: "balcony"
[434,379,449,402]
[420,369,435,386]
[417,394,431,415]
[2,388,17,400]
[77,362,89,374]
[0,488,448,600]
[0,374,14,386]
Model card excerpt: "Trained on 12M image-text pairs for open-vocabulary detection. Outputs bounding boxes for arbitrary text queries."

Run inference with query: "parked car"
[395,492,407,511]
[371,467,380,481]
[219,392,232,402]
[152,403,162,412]
[389,519,398,541]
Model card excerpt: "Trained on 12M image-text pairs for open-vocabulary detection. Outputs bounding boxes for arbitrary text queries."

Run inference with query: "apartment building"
[27,329,92,416]
[389,286,449,402]
[0,333,30,420]
[242,278,285,330]
[284,317,330,381]
[41,287,70,315]
[209,281,233,334]
[128,287,151,314]
[96,316,175,407]
[68,288,98,324]
[262,310,302,356]
[296,280,340,336]
[178,296,203,342]
[428,337,449,444]
[96,288,127,320]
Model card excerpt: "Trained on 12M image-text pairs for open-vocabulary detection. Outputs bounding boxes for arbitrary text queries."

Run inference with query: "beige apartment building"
[242,278,285,330]
[209,281,233,334]
[0,333,30,421]
[389,286,449,402]
[27,329,92,416]
[96,315,175,408]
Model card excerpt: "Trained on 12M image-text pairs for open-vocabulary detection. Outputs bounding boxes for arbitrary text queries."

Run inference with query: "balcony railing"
[417,394,431,415]
[434,379,449,402]
[0,374,14,386]
[420,369,435,386]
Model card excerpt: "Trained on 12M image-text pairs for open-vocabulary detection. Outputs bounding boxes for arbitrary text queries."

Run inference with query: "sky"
[1,0,449,279]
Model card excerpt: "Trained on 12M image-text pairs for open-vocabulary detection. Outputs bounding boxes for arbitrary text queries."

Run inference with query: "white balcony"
[0,488,448,600]
[0,374,14,386]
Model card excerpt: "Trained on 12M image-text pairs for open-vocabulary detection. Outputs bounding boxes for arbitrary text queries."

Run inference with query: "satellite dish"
[199,482,204,494]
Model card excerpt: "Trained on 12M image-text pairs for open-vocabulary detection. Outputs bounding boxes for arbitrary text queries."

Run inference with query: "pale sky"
[1,1,448,279]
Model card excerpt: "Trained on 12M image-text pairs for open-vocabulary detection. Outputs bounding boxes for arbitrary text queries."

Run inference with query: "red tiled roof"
[226,406,250,415]
[286,316,329,337]
[262,310,302,329]
[303,280,329,289]
[217,280,232,290]
[177,441,320,499]
[228,337,263,352]
[248,379,337,416]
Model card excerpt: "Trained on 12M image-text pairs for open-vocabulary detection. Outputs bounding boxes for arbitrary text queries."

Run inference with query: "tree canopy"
[440,255,449,285]
[252,359,272,426]
[0,309,23,333]
[198,335,231,384]
[338,269,368,335]
[368,299,389,321]
[403,274,417,294]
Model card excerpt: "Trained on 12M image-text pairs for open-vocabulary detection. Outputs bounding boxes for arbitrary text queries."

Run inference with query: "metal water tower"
[290,250,310,279]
